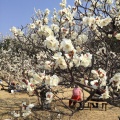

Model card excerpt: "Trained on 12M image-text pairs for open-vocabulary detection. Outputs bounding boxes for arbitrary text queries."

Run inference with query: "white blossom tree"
[0,0,120,118]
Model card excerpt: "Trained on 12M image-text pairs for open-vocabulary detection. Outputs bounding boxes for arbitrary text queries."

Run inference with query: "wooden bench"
[87,101,107,111]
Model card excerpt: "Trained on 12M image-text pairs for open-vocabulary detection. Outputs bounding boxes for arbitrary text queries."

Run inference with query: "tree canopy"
[0,0,120,119]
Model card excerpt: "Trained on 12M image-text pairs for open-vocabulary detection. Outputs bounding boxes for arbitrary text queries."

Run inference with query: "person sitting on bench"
[69,85,83,108]
[91,86,106,108]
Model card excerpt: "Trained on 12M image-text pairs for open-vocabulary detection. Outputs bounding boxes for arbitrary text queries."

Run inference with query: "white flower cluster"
[44,36,59,51]
[80,53,92,67]
[45,91,53,104]
[21,102,34,117]
[38,25,53,37]
[82,16,112,30]
[60,0,67,8]
[44,61,54,71]
[44,74,60,87]
[27,70,60,89]
[115,33,120,40]
[10,26,24,36]
[91,68,107,87]
[58,7,74,24]
[52,51,92,69]
[76,34,88,45]
[110,73,120,91]
[53,52,67,70]
[44,34,92,69]
[45,8,50,15]
[51,24,59,33]
[28,23,36,29]
[60,39,74,53]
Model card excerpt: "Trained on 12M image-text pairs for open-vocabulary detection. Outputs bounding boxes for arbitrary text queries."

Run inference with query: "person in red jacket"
[69,85,83,108]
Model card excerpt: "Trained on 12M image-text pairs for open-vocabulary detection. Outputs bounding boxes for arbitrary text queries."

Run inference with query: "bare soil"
[0,86,120,120]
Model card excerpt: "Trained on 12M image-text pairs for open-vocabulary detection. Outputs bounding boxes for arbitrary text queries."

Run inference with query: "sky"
[0,0,74,36]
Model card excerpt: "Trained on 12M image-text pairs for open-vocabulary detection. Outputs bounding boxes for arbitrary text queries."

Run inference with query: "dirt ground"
[0,86,120,120]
